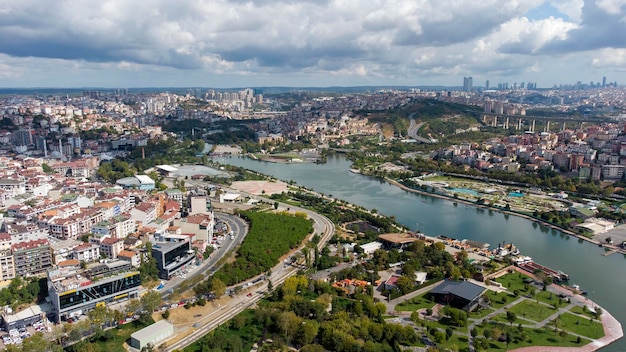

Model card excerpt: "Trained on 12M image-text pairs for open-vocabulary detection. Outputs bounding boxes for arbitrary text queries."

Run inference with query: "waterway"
[220,153,626,351]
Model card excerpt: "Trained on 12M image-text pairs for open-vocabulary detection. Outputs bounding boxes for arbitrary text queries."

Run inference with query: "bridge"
[479,112,618,132]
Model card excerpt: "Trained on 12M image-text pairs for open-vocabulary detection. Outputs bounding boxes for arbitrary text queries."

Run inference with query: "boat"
[349,168,361,174]
[516,260,570,282]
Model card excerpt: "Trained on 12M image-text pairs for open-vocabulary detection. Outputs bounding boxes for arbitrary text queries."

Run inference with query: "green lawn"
[508,300,556,323]
[484,290,515,310]
[482,332,589,352]
[437,334,470,351]
[494,272,533,293]
[395,295,436,312]
[534,290,566,307]
[490,313,525,326]
[469,307,495,319]
[570,305,598,319]
[558,312,605,339]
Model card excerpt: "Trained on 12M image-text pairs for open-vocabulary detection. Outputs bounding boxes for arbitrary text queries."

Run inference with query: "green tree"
[140,290,162,314]
[211,277,227,297]
[506,311,517,326]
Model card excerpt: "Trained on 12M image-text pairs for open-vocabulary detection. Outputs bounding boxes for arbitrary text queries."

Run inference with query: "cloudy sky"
[0,0,625,88]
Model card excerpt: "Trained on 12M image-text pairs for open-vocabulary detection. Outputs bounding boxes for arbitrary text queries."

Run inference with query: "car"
[247,292,253,297]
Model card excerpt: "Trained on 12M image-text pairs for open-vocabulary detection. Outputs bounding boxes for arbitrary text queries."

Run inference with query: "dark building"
[151,239,195,280]
[430,279,485,311]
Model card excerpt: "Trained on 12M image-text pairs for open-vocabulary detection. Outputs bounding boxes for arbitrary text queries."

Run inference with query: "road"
[166,195,335,352]
[158,212,248,301]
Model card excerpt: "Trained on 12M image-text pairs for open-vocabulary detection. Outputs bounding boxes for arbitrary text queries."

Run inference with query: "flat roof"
[135,175,155,184]
[378,233,420,244]
[156,165,178,172]
[2,302,53,323]
[131,319,173,341]
[222,193,241,201]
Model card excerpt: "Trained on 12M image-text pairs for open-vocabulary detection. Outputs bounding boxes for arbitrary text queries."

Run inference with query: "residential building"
[118,250,141,267]
[72,243,100,262]
[173,213,214,242]
[12,239,53,277]
[100,237,124,259]
[130,202,157,227]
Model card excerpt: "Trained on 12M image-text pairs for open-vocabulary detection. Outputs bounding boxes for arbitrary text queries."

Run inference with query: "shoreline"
[384,177,626,256]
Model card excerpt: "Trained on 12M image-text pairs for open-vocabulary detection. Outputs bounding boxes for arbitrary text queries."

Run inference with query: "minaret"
[59,138,63,158]
[44,139,48,158]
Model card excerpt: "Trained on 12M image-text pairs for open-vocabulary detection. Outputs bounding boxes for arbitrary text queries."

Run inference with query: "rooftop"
[430,280,485,302]
[378,233,420,245]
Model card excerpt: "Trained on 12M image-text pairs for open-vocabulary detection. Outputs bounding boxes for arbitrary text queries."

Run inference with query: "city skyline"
[0,0,625,88]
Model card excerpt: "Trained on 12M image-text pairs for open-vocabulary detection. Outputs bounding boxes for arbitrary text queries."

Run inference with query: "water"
[220,154,626,351]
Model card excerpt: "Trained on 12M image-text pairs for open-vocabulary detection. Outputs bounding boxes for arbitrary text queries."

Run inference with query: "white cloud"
[0,0,623,87]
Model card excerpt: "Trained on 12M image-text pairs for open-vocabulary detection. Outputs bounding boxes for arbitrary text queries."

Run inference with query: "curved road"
[159,212,248,301]
[166,193,335,352]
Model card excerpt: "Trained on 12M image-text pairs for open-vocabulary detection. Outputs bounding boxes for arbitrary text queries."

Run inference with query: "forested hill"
[362,98,482,139]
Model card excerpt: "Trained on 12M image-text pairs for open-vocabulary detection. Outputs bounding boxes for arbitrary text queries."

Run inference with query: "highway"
[166,196,335,352]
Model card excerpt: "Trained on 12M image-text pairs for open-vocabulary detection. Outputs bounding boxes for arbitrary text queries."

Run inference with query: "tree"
[274,201,279,210]
[506,311,517,326]
[141,290,162,314]
[211,277,227,297]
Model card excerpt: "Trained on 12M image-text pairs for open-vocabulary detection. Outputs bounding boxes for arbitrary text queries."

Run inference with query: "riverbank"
[385,177,626,256]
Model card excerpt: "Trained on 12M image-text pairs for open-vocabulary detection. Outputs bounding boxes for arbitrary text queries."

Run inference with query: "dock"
[602,250,617,257]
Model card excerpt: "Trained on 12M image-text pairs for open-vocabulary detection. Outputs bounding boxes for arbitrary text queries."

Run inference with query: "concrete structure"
[129,320,174,350]
[189,196,212,215]
[359,241,383,255]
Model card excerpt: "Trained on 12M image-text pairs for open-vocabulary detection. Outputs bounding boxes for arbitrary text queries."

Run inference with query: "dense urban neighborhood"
[0,84,625,351]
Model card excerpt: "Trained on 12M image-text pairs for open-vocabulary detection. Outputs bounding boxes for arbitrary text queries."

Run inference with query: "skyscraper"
[602,76,606,87]
[463,77,473,92]
[485,80,489,90]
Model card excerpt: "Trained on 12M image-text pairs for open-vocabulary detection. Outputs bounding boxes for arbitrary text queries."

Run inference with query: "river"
[220,153,625,351]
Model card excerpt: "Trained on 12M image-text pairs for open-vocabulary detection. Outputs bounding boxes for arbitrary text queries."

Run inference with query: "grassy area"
[559,312,605,339]
[481,329,589,352]
[395,295,436,312]
[484,290,515,310]
[490,313,525,326]
[494,272,533,293]
[508,300,556,323]
[534,290,566,307]
[469,307,495,319]
[437,334,470,351]
[67,320,153,352]
[570,305,598,319]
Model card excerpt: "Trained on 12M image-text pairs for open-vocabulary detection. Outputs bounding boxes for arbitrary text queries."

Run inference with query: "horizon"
[0,1,625,88]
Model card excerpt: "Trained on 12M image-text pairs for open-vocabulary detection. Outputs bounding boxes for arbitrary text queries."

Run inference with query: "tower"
[463,77,473,92]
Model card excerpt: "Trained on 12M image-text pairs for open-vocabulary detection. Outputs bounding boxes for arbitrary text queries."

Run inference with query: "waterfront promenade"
[385,177,626,256]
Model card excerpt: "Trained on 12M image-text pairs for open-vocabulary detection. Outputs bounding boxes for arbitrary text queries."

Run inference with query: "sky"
[0,0,625,88]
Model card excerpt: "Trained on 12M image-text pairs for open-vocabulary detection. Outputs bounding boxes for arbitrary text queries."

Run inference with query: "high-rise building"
[463,77,473,92]
[485,80,489,90]
[602,76,607,87]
